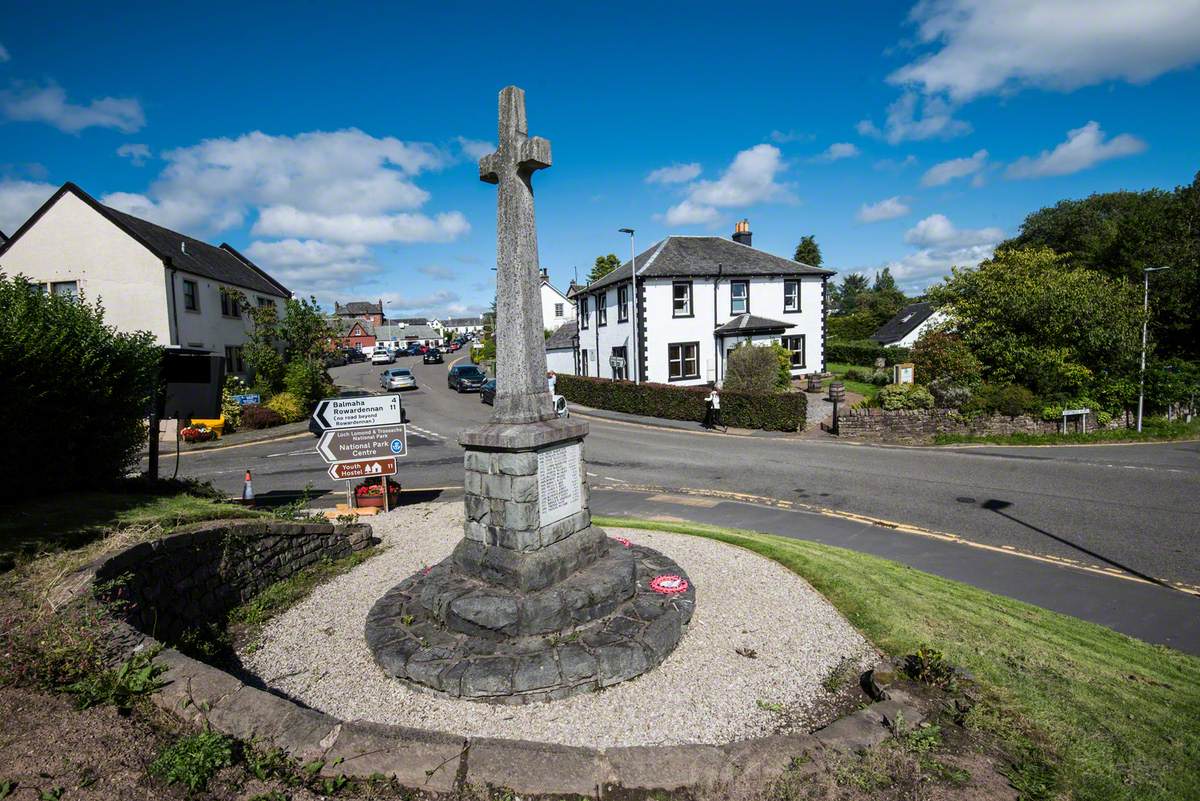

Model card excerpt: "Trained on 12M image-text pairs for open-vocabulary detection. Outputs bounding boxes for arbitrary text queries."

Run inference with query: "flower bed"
[179,425,216,443]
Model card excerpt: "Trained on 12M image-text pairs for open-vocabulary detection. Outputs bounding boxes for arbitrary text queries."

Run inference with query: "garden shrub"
[911,331,982,386]
[240,404,285,430]
[0,273,160,500]
[221,375,249,430]
[878,383,934,411]
[928,378,972,409]
[844,366,871,382]
[825,339,911,368]
[723,342,791,393]
[265,392,305,423]
[283,357,333,410]
[870,370,891,386]
[966,383,1038,417]
[556,375,806,431]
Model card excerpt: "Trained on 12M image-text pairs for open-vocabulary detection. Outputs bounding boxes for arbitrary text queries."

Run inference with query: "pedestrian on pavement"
[547,370,557,395]
[704,387,723,430]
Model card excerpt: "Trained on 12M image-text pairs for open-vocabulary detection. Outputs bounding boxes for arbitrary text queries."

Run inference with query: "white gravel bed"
[241,502,875,748]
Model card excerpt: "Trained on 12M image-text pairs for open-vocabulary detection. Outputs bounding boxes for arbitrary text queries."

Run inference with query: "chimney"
[540,267,548,281]
[732,219,752,247]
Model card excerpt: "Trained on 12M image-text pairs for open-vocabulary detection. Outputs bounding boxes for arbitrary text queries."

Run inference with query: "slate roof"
[443,316,484,328]
[376,323,439,341]
[545,320,578,350]
[334,318,375,337]
[583,236,835,293]
[870,301,937,345]
[0,230,7,245]
[336,300,384,316]
[394,316,428,325]
[713,313,796,335]
[0,183,290,298]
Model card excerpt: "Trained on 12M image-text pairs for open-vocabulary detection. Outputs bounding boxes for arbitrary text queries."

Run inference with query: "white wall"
[578,281,637,380]
[895,310,948,347]
[0,192,172,343]
[170,270,282,360]
[546,347,576,375]
[540,280,575,331]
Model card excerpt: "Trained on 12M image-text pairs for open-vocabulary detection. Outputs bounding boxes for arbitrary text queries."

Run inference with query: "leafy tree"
[279,295,336,360]
[826,310,879,341]
[910,331,981,386]
[1002,171,1199,360]
[926,247,1145,407]
[723,342,791,393]
[832,273,869,314]
[589,254,621,282]
[793,235,822,267]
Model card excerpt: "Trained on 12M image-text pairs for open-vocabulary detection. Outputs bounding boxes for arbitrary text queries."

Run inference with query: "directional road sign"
[317,424,407,464]
[311,395,403,432]
[327,457,398,481]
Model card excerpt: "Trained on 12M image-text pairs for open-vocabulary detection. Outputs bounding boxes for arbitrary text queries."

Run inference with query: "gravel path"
[241,502,874,748]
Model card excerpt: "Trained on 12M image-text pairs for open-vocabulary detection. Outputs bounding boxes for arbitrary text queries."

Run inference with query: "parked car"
[447,364,487,392]
[323,350,348,368]
[480,379,496,405]
[344,348,366,363]
[381,367,416,391]
[371,349,395,365]
[423,349,443,364]
[448,342,461,352]
[405,343,423,356]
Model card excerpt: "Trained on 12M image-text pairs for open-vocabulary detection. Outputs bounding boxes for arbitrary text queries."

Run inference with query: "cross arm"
[479,152,501,185]
[518,136,552,173]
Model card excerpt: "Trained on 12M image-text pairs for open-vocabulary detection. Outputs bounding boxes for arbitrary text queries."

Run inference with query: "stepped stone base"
[365,537,694,704]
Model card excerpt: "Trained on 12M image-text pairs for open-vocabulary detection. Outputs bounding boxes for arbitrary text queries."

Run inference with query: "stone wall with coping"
[94,519,373,644]
[834,407,1112,443]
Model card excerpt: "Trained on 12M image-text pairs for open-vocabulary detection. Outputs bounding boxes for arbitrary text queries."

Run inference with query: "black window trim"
[597,291,608,327]
[783,334,806,369]
[182,278,199,312]
[579,296,590,329]
[672,281,694,318]
[783,279,801,313]
[730,279,749,315]
[580,348,589,376]
[617,284,629,323]
[667,341,701,381]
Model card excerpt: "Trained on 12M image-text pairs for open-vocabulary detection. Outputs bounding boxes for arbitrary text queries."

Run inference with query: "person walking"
[547,370,557,395]
[704,387,724,431]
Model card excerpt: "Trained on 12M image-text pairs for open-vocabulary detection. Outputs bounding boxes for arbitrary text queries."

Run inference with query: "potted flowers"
[179,424,216,443]
[354,476,401,508]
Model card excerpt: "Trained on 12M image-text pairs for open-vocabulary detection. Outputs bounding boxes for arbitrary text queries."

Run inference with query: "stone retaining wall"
[94,519,373,643]
[75,519,929,799]
[834,407,1108,443]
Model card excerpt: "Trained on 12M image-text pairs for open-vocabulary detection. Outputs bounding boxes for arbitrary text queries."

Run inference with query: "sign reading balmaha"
[537,441,582,527]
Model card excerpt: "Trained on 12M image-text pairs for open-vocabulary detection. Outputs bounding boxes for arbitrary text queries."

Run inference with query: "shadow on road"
[980,498,1183,594]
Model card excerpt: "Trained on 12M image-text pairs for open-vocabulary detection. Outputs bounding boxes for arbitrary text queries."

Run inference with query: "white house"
[569,221,833,386]
[869,301,947,348]
[443,315,487,336]
[545,320,579,375]
[539,268,575,331]
[0,182,291,375]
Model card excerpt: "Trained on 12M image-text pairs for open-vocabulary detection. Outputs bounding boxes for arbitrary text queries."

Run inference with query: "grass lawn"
[595,515,1200,801]
[934,417,1200,446]
[825,362,882,402]
[0,482,265,572]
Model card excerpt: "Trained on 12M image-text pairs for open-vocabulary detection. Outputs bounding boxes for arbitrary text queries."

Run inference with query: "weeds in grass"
[756,699,785,713]
[149,729,234,792]
[65,648,166,713]
[0,780,14,799]
[904,646,959,691]
[1002,757,1059,801]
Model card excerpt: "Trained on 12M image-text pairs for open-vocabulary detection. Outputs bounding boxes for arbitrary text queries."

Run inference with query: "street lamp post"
[619,228,639,384]
[1137,266,1171,432]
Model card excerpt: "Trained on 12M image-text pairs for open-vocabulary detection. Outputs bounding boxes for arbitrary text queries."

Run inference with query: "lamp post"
[1136,266,1171,432]
[619,228,639,384]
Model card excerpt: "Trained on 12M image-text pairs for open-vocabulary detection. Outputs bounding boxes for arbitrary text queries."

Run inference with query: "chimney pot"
[732,219,752,247]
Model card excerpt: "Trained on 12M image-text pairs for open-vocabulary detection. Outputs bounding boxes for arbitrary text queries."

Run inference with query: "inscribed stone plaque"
[537,441,582,527]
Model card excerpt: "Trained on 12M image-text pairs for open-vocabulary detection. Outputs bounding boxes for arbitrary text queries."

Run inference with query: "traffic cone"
[242,470,254,505]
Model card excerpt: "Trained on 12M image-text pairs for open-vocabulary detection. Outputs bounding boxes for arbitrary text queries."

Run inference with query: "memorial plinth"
[365,86,693,703]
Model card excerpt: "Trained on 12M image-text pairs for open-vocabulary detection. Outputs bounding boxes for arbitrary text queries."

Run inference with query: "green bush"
[283,357,332,409]
[240,404,285,430]
[911,331,982,386]
[265,392,305,423]
[222,375,249,430]
[245,342,284,396]
[870,370,891,386]
[928,378,972,409]
[150,730,234,792]
[723,342,791,393]
[825,339,910,368]
[878,383,934,410]
[556,375,806,431]
[0,273,160,500]
[966,383,1039,417]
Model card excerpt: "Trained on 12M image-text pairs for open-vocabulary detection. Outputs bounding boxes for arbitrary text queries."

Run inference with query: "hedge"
[825,338,911,367]
[556,374,806,431]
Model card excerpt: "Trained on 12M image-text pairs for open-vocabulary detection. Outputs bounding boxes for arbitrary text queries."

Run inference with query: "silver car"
[380,367,417,391]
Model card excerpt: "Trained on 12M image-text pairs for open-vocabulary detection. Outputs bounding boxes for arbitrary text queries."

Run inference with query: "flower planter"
[355,495,398,509]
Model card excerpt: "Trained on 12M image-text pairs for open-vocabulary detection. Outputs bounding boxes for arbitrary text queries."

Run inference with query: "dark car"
[423,348,443,364]
[448,364,487,392]
[344,348,366,363]
[405,343,422,356]
[480,378,496,405]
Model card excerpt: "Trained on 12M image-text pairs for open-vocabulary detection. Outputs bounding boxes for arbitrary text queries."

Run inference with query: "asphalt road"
[160,354,1200,651]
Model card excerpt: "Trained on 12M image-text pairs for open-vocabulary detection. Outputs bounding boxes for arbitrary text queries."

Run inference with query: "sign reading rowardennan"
[537,441,583,527]
[312,396,403,431]
[318,424,407,463]
[328,457,398,481]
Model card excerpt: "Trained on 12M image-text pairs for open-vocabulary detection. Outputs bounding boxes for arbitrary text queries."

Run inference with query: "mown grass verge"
[594,515,1200,801]
[933,417,1199,446]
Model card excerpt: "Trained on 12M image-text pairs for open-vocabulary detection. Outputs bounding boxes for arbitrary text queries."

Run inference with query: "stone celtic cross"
[479,86,555,424]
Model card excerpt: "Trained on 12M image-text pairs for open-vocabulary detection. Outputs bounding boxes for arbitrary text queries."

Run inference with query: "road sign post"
[328,458,398,482]
[311,395,404,432]
[317,424,407,463]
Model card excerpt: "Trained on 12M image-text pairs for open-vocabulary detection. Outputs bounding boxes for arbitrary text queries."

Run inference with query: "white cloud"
[645,162,702,184]
[243,239,379,297]
[857,91,971,144]
[455,136,494,160]
[889,0,1200,103]
[1006,121,1146,179]
[0,44,9,63]
[664,199,721,226]
[769,129,811,144]
[921,149,987,187]
[858,196,911,223]
[0,179,56,232]
[99,129,462,241]
[664,144,790,226]
[0,83,144,134]
[116,143,151,166]
[252,206,469,244]
[382,290,461,313]
[873,155,918,172]
[815,142,860,162]
[418,264,457,279]
[883,242,998,289]
[904,214,1003,247]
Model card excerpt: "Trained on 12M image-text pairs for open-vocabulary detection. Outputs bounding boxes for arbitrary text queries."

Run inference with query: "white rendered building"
[539,268,575,331]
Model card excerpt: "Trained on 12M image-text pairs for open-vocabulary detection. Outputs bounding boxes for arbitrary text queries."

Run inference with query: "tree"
[926,247,1145,408]
[793,235,822,267]
[832,273,869,314]
[279,296,336,360]
[589,254,620,282]
[910,331,981,386]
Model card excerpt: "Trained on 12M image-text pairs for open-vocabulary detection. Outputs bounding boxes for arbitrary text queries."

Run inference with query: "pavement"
[148,355,1200,654]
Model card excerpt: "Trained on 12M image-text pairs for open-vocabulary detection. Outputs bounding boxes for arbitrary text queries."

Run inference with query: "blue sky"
[1,1,1198,317]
